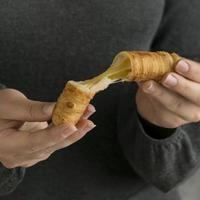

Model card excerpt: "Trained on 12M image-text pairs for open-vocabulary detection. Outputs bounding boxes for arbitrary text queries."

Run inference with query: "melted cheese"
[80,54,132,93]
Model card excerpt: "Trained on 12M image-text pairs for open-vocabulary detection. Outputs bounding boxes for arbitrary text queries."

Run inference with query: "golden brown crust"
[52,81,95,126]
[120,51,181,81]
[52,51,181,126]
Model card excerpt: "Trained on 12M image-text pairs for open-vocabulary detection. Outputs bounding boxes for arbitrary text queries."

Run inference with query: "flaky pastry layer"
[52,51,181,125]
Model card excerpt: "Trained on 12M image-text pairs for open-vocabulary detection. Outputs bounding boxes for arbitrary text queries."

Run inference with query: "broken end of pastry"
[110,51,134,81]
[68,80,96,97]
[52,54,134,126]
[52,50,182,126]
[52,80,96,126]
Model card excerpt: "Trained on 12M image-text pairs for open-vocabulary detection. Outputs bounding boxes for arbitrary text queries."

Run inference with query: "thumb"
[0,89,55,121]
[23,100,56,122]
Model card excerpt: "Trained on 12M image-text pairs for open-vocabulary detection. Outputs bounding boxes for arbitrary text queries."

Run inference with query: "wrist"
[137,112,177,139]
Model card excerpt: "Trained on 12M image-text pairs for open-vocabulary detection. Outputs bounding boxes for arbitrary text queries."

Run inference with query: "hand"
[0,89,96,168]
[136,58,200,128]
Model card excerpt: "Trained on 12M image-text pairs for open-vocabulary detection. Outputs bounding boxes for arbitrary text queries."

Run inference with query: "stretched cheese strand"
[52,51,181,125]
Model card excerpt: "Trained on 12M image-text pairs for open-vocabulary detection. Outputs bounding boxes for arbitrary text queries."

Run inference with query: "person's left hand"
[137,58,200,128]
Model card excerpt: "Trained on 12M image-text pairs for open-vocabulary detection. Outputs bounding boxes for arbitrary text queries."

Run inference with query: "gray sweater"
[0,0,200,199]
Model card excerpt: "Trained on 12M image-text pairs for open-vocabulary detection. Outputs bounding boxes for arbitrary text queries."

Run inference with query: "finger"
[24,119,91,160]
[21,152,52,168]
[39,119,95,154]
[0,119,24,131]
[137,88,187,128]
[162,72,200,106]
[21,160,41,168]
[19,122,48,132]
[4,157,46,168]
[20,155,51,168]
[0,89,55,121]
[175,59,200,83]
[17,100,55,122]
[0,120,94,168]
[22,124,77,153]
[81,104,96,119]
[21,162,38,168]
[142,81,200,122]
[7,148,52,168]
[1,158,38,169]
[26,119,88,155]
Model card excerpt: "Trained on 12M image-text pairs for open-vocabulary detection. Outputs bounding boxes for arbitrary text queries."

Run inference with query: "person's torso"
[0,1,167,199]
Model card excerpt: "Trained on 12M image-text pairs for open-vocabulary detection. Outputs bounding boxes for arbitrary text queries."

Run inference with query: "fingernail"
[87,121,96,129]
[143,82,155,93]
[163,74,178,87]
[61,125,77,137]
[43,103,55,115]
[81,121,96,133]
[176,60,189,73]
[88,105,96,113]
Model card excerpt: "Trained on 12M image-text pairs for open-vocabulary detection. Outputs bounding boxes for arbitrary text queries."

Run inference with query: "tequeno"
[52,51,181,125]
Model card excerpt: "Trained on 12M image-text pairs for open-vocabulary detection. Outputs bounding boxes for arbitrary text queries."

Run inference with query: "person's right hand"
[0,89,96,168]
[136,59,200,129]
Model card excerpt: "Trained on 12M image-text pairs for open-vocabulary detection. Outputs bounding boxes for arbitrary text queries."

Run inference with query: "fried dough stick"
[52,51,181,125]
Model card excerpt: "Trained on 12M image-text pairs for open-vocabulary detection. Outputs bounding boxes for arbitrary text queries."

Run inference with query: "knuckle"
[68,134,79,144]
[27,102,35,120]
[155,111,183,128]
[155,116,174,128]
[77,130,88,139]
[42,149,52,156]
[2,161,17,169]
[26,101,43,120]
[36,153,51,161]
[170,98,183,110]
[190,112,200,122]
[62,140,71,148]
[34,152,47,160]
[169,118,182,128]
[48,127,68,143]
[43,154,51,161]
[177,78,187,91]
[56,139,71,150]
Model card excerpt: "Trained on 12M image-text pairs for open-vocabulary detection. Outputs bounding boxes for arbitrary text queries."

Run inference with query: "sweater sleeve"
[138,113,176,139]
[0,84,25,195]
[117,0,200,193]
[117,84,200,193]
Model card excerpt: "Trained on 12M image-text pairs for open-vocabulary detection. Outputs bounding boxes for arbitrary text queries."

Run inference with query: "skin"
[136,59,200,128]
[0,89,96,168]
